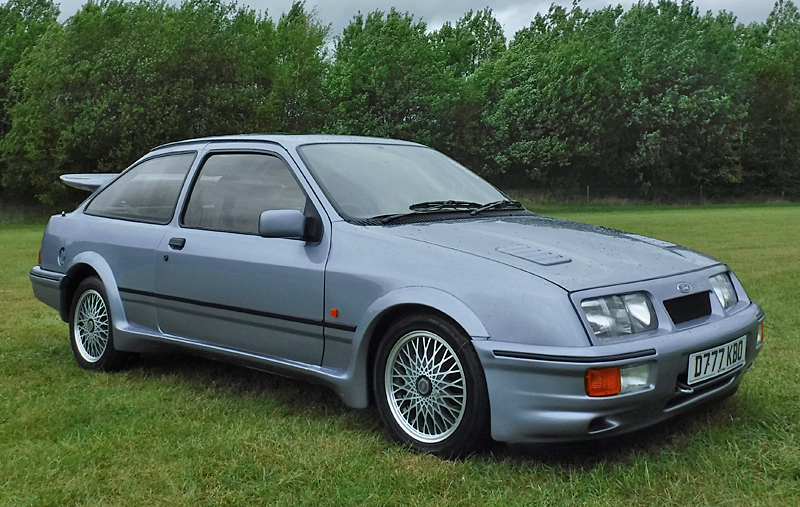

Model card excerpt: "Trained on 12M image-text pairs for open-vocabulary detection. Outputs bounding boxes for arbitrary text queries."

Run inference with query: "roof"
[151,134,422,152]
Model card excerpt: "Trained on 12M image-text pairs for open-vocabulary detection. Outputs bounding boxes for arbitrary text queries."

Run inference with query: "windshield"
[297,143,507,220]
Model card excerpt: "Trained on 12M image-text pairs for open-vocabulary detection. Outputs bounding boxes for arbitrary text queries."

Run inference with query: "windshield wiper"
[408,200,483,211]
[469,199,525,215]
[372,200,483,224]
[371,199,523,224]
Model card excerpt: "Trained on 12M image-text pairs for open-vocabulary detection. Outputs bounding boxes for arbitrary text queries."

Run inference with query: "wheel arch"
[60,263,99,321]
[364,304,466,406]
[61,253,126,327]
[343,287,489,409]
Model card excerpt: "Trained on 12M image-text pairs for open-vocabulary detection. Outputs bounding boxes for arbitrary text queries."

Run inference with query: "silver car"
[30,135,764,457]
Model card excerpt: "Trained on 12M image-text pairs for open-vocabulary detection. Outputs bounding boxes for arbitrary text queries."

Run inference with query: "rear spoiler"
[60,173,119,192]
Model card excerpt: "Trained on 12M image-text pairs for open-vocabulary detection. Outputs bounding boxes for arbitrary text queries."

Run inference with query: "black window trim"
[178,148,320,237]
[83,150,198,225]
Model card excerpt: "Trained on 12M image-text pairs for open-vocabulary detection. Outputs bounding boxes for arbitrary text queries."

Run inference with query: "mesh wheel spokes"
[385,331,466,443]
[74,290,109,362]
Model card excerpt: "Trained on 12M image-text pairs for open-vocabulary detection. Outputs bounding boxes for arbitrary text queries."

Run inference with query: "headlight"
[709,272,738,309]
[581,292,658,339]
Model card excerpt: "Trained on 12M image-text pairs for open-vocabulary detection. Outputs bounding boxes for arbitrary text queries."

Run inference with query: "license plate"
[687,335,747,385]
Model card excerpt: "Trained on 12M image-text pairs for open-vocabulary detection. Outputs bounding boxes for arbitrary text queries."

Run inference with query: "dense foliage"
[0,0,798,205]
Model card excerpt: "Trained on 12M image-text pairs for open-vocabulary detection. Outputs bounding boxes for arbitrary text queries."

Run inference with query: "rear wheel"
[69,277,128,371]
[373,313,490,458]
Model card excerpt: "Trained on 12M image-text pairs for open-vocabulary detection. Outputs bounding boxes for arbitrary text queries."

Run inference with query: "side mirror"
[258,209,321,242]
[258,209,306,239]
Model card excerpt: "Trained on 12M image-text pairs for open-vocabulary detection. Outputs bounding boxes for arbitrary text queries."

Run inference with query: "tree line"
[1,0,798,206]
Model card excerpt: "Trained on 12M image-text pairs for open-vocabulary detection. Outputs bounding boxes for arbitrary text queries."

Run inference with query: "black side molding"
[118,287,357,332]
[493,348,657,363]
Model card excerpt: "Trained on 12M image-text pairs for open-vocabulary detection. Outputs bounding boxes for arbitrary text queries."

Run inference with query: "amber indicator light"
[330,308,339,318]
[585,367,622,397]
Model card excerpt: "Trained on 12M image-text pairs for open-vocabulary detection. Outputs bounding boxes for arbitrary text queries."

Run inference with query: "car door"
[81,151,198,331]
[153,146,329,365]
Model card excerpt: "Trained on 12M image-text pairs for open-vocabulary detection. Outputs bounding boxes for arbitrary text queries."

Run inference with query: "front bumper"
[474,301,764,444]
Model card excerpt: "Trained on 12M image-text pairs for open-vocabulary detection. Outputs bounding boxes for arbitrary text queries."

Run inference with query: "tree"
[477,3,624,190]
[741,0,800,196]
[2,0,798,203]
[0,0,59,138]
[429,9,505,169]
[1,0,328,205]
[273,1,329,133]
[462,0,754,199]
[613,0,747,200]
[326,9,445,144]
[0,0,59,202]
[433,8,505,80]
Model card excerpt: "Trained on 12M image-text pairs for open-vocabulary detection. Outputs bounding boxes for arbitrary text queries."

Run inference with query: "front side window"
[85,153,196,224]
[182,153,307,234]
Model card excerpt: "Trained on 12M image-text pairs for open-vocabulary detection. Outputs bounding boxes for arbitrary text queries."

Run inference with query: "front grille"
[663,291,711,325]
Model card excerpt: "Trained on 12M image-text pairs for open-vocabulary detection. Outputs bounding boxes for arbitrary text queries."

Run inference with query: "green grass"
[1,205,799,506]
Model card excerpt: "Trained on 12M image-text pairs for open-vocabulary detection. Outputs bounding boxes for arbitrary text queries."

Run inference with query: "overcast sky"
[47,0,777,39]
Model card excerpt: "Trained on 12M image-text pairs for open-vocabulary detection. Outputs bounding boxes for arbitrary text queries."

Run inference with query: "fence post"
[586,185,589,205]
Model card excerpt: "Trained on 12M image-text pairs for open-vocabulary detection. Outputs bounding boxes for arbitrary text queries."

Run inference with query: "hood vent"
[497,245,571,266]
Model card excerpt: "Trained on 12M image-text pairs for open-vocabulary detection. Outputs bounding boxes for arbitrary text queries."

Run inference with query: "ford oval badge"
[677,282,692,294]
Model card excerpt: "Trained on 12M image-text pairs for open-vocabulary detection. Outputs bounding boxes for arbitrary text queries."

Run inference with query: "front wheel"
[69,277,129,371]
[373,314,491,458]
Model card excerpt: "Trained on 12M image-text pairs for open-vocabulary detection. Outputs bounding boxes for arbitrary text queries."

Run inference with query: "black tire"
[373,313,491,458]
[69,277,129,371]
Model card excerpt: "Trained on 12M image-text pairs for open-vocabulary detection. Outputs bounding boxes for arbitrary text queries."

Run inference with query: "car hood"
[385,214,720,292]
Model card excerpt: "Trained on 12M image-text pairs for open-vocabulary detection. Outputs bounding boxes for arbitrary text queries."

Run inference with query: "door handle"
[168,237,186,250]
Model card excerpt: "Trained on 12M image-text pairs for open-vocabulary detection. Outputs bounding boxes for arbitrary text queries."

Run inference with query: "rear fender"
[63,252,129,340]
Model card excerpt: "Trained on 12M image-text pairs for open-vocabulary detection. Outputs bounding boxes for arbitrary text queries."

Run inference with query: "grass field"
[1,205,799,506]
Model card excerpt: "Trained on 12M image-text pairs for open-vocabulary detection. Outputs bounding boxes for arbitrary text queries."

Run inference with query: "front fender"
[360,286,489,340]
[325,286,487,409]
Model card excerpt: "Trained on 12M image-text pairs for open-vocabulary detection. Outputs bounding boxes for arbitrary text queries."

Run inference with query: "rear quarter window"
[85,153,196,224]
